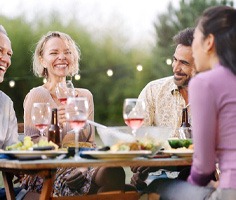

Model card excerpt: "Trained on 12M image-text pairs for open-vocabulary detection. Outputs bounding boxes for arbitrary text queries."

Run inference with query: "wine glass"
[179,127,192,139]
[55,80,75,105]
[123,98,145,137]
[31,103,51,140]
[65,97,89,160]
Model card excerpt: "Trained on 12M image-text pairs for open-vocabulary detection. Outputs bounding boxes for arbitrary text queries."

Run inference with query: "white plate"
[1,150,67,159]
[162,149,193,157]
[81,150,152,160]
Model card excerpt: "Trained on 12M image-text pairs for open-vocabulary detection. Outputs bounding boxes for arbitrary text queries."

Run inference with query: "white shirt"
[0,91,18,149]
[138,76,190,137]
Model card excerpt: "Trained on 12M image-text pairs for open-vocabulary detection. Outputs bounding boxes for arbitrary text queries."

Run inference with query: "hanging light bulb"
[74,74,81,80]
[136,64,143,71]
[107,69,113,77]
[9,80,15,88]
[166,58,172,65]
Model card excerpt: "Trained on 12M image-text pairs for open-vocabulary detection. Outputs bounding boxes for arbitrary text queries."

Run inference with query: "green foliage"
[0,12,148,125]
[1,0,234,126]
[151,0,234,79]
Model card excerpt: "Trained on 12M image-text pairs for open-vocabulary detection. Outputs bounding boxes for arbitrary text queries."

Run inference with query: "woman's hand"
[58,105,66,126]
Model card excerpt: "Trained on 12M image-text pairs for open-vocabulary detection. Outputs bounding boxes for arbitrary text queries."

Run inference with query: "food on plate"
[62,141,93,148]
[110,139,161,152]
[6,136,58,150]
[110,142,141,151]
[188,144,194,149]
[6,141,24,151]
[139,138,161,152]
[168,138,193,149]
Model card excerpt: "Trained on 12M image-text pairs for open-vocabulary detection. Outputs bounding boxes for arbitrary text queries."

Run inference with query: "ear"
[39,56,45,66]
[203,34,215,53]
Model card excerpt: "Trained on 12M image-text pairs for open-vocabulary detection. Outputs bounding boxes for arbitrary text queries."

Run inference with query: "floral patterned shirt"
[138,76,191,137]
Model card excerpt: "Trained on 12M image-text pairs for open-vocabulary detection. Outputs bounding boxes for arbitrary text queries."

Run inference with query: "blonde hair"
[33,31,80,77]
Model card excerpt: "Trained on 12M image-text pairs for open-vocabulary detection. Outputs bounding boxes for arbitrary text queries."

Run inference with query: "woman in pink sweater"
[24,31,94,145]
[147,6,236,200]
[21,31,126,197]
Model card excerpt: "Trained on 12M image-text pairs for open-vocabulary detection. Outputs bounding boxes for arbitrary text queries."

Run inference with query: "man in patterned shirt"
[130,27,196,190]
[139,27,195,137]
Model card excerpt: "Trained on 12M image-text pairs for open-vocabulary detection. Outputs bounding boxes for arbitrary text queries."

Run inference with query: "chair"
[18,123,24,133]
[18,123,24,141]
[22,191,140,200]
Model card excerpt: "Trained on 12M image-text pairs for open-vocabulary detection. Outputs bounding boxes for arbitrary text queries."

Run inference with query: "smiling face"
[41,37,74,81]
[0,33,13,83]
[172,44,196,87]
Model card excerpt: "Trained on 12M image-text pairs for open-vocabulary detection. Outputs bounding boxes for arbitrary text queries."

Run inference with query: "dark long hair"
[198,6,236,75]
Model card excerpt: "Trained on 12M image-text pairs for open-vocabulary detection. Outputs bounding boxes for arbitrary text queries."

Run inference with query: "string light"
[166,58,172,65]
[9,80,15,88]
[136,64,143,71]
[107,69,113,77]
[74,74,81,80]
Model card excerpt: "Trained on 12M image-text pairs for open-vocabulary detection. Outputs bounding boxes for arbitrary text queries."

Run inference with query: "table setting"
[12,93,194,161]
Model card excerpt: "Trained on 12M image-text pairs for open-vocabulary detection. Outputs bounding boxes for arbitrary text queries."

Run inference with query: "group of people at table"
[0,5,236,200]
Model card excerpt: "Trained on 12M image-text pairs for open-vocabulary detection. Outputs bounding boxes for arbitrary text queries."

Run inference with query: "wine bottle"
[180,108,191,128]
[48,108,61,147]
[179,107,192,139]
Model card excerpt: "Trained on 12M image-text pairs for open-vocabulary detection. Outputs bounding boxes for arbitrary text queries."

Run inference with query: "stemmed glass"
[179,127,192,139]
[65,97,89,160]
[31,103,51,140]
[123,98,145,137]
[55,80,75,105]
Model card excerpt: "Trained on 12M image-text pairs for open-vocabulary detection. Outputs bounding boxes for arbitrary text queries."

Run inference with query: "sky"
[1,0,180,49]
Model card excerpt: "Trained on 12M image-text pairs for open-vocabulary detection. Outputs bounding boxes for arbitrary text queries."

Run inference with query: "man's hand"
[130,167,150,190]
[130,166,150,173]
[130,166,160,174]
[65,168,87,190]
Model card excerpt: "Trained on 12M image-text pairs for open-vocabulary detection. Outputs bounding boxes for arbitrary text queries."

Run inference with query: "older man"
[0,25,18,149]
[131,27,196,190]
[0,25,21,200]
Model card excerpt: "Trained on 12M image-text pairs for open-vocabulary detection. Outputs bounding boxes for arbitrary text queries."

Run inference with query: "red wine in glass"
[68,119,86,130]
[124,118,144,130]
[56,81,75,105]
[123,98,145,137]
[58,97,67,105]
[31,103,51,140]
[35,123,49,133]
[65,97,89,160]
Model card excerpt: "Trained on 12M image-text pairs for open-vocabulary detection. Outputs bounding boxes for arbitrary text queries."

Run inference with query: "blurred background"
[0,0,235,125]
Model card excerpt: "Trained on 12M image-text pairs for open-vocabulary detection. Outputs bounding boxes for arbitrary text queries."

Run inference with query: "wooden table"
[0,157,192,200]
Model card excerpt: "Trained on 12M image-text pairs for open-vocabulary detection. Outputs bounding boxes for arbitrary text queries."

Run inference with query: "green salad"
[168,138,193,149]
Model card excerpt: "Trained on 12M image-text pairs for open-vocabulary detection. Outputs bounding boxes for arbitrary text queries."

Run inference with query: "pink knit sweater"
[23,86,95,144]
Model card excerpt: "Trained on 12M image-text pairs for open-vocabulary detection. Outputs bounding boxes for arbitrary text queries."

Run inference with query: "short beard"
[174,77,190,87]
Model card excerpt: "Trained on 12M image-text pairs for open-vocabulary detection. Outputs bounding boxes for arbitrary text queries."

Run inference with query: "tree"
[0,16,37,121]
[0,12,150,125]
[152,0,234,78]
